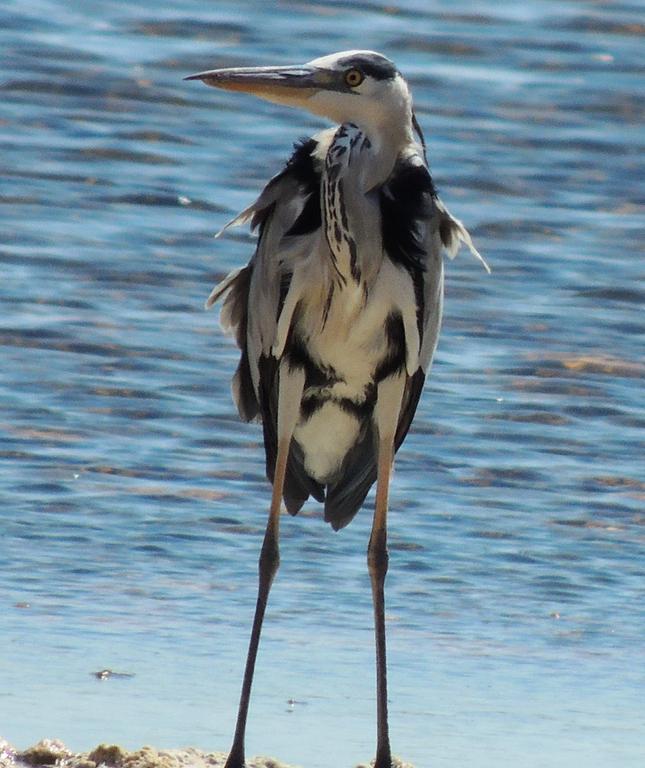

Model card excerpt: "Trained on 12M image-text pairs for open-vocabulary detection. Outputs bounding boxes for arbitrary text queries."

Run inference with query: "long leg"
[225,362,305,768]
[369,372,406,768]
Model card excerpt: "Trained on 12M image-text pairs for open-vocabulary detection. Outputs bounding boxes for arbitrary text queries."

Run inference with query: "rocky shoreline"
[1,741,289,768]
[0,739,413,768]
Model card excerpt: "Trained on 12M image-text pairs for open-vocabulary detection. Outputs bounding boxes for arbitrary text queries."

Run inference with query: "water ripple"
[1,2,643,767]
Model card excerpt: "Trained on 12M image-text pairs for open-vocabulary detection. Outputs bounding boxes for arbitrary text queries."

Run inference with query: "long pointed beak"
[184,64,327,106]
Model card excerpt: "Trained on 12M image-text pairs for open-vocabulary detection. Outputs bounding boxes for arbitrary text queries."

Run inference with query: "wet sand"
[0,739,414,768]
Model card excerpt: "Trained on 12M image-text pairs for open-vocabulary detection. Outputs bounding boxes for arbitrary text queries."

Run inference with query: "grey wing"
[395,179,488,449]
[346,151,484,498]
[246,184,326,509]
[205,196,295,424]
[206,138,322,422]
[417,192,490,370]
[206,139,325,509]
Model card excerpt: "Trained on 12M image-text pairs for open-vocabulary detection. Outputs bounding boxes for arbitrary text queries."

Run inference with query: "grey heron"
[186,50,489,768]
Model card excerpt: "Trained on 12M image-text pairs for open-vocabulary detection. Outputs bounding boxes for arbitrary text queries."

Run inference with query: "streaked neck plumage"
[309,71,415,189]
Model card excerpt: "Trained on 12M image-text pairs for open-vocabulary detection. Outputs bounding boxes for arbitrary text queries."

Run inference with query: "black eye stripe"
[337,54,398,81]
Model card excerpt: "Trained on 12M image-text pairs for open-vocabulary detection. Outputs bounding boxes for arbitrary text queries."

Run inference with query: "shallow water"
[1,1,643,767]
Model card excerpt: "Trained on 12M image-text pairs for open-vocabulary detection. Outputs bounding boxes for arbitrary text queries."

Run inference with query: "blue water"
[1,1,643,766]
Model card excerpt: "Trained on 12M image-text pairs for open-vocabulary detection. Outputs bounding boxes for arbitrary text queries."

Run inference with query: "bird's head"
[186,50,414,146]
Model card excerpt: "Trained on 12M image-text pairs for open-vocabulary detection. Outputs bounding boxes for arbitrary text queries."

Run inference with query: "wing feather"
[207,138,325,504]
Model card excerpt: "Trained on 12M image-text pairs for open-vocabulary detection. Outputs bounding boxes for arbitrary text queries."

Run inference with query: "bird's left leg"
[224,360,305,768]
[369,372,407,768]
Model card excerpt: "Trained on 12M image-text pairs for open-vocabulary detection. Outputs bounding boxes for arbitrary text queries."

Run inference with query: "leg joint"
[259,533,280,581]
[367,533,389,577]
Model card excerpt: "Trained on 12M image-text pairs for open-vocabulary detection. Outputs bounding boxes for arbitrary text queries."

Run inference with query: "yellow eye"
[344,68,364,88]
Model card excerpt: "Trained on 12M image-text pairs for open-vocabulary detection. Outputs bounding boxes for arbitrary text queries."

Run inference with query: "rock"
[17,740,71,766]
[86,745,127,767]
[0,739,18,768]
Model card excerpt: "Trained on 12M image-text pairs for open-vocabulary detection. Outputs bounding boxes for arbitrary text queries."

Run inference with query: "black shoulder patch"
[286,137,319,183]
[284,138,322,237]
[287,192,321,237]
[250,138,321,236]
[380,158,436,272]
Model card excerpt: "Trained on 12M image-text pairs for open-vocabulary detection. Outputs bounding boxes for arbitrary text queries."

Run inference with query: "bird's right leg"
[224,361,305,768]
[369,372,406,768]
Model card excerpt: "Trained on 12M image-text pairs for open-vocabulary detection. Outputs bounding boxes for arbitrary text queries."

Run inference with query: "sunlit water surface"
[1,1,643,767]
